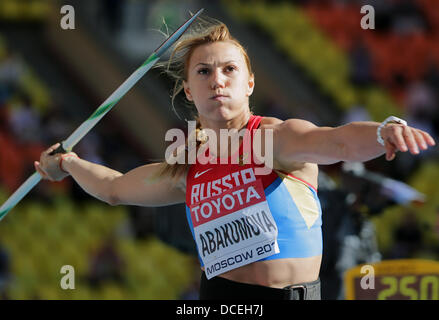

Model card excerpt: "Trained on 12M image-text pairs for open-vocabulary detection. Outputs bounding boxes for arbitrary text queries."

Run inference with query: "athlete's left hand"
[381,123,436,161]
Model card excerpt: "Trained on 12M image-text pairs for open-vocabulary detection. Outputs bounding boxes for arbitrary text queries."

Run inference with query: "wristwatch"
[377,116,407,146]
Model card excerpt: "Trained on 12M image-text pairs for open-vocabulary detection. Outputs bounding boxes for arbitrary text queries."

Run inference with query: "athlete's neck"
[199,109,251,133]
[198,109,252,158]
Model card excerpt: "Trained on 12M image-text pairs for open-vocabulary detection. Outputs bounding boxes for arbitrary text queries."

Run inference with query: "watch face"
[344,259,439,300]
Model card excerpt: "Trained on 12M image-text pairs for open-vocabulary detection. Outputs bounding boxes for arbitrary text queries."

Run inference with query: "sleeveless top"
[185,115,322,279]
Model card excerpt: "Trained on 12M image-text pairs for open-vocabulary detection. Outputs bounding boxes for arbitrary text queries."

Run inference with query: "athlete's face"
[183,41,255,122]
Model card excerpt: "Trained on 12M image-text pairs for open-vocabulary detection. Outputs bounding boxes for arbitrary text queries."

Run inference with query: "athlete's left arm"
[272,119,436,165]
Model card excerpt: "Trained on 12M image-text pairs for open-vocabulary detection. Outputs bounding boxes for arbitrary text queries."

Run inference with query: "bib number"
[190,179,279,279]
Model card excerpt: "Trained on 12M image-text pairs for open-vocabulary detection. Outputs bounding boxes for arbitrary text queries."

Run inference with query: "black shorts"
[199,271,321,300]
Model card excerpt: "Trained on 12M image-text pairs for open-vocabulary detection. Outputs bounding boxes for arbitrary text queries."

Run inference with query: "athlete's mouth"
[210,94,229,101]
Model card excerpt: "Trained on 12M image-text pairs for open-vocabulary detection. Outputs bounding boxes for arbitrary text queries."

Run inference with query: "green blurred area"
[372,160,439,259]
[0,0,49,22]
[0,192,197,300]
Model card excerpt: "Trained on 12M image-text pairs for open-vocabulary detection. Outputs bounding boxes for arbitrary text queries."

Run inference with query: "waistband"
[199,272,321,300]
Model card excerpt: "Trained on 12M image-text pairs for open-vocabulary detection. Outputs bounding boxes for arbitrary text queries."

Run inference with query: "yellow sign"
[344,259,439,300]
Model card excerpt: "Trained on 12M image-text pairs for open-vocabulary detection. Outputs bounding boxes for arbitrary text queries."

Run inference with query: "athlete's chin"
[200,102,242,122]
[217,103,246,118]
[215,107,234,120]
[202,105,233,121]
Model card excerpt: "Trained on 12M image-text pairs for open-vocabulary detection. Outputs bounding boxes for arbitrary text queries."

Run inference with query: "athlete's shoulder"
[258,116,283,128]
[260,116,318,132]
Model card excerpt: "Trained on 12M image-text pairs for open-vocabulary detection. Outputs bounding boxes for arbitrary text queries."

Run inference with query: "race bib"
[189,179,279,279]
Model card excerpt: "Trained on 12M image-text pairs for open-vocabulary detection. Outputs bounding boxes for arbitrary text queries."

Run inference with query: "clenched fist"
[34,143,77,181]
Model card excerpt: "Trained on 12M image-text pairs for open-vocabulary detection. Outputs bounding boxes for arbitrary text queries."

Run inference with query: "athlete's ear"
[246,74,255,97]
[183,80,193,101]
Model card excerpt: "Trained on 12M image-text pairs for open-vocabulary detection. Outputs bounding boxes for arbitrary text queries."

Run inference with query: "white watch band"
[377,116,407,146]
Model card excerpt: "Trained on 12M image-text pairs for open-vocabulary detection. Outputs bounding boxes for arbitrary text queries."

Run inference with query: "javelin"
[0,8,204,221]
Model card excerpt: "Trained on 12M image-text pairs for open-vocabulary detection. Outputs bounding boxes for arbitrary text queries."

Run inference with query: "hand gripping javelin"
[0,9,204,221]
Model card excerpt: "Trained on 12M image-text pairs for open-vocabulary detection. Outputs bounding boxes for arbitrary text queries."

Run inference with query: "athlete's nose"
[210,68,226,90]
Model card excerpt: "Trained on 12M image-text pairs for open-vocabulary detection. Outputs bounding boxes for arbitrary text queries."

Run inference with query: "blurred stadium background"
[0,0,438,300]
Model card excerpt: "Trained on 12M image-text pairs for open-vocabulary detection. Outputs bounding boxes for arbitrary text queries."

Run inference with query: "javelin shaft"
[0,54,159,220]
[0,173,42,221]
[0,9,203,221]
[63,52,159,151]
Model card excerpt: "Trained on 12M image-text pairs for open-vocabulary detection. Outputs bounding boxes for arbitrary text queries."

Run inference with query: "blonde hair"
[155,17,254,181]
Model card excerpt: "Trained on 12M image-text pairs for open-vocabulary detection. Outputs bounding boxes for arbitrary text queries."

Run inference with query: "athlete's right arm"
[35,144,186,207]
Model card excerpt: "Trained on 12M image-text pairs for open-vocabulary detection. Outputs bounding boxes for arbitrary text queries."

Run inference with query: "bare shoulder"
[259,116,283,128]
[260,117,317,133]
[259,117,319,188]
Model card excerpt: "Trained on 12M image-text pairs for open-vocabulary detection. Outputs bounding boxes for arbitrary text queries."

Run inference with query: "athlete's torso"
[185,115,323,287]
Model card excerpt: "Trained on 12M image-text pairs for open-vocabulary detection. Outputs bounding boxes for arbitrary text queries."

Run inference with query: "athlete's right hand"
[34,143,70,182]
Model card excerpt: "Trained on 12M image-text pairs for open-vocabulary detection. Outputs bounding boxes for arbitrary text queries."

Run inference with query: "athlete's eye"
[197,68,209,75]
[225,65,237,73]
